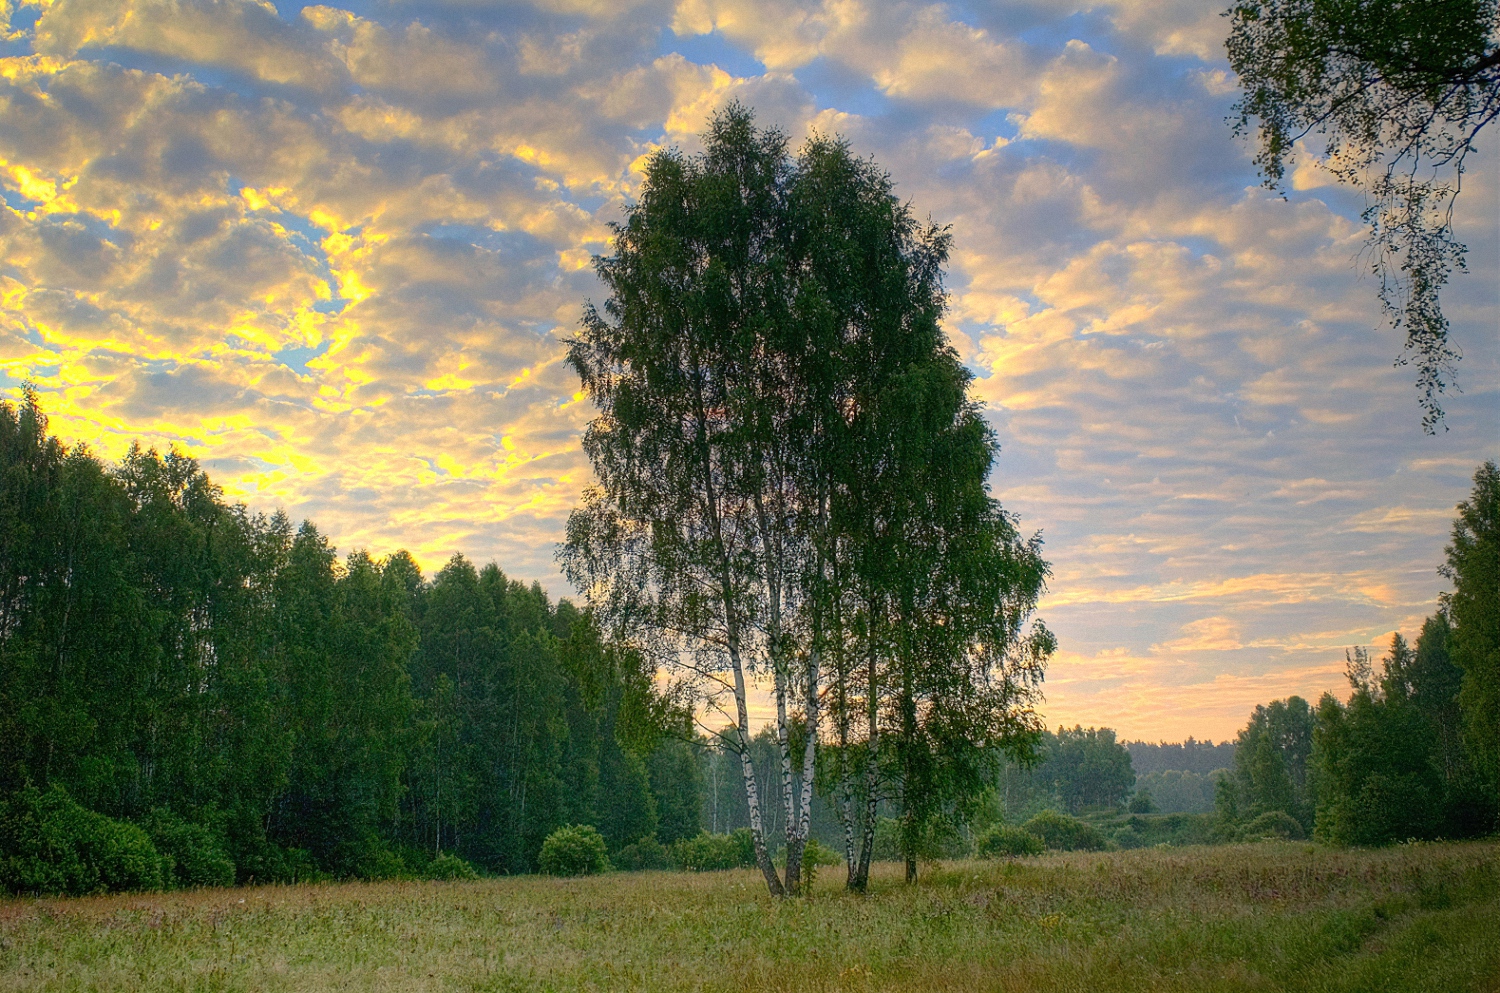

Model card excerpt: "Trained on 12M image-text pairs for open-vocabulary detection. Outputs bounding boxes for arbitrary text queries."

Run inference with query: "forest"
[2,390,1495,897]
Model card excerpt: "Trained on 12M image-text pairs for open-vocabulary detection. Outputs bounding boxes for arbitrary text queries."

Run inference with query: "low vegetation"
[1,841,1494,992]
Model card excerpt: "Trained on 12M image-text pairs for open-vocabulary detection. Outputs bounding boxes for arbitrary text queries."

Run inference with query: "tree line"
[0,391,701,892]
[1215,462,1499,843]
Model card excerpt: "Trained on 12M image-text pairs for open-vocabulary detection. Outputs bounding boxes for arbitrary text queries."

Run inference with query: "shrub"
[797,838,840,886]
[975,824,1045,858]
[1244,810,1305,841]
[539,825,611,876]
[1112,825,1145,850]
[1128,789,1158,814]
[357,846,409,881]
[425,852,479,880]
[0,784,165,896]
[614,836,674,871]
[280,847,328,884]
[673,831,756,872]
[1021,810,1107,852]
[144,810,235,890]
[729,828,757,867]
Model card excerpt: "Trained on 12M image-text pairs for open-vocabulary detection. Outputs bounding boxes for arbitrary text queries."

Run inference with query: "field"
[1,841,1496,993]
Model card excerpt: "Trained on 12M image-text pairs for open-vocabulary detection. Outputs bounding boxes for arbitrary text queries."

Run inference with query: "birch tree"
[561,106,813,895]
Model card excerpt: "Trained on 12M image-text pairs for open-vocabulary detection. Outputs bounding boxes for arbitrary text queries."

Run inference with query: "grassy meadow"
[1,840,1496,993]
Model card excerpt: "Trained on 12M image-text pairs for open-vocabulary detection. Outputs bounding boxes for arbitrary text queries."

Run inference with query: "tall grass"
[0,840,1495,992]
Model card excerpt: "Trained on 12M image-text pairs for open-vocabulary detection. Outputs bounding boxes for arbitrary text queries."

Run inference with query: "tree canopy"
[561,104,1050,895]
[1226,0,1500,430]
[1442,461,1500,807]
[0,390,686,892]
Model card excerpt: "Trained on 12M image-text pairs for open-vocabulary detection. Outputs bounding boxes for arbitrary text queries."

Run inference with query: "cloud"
[36,0,347,92]
[0,0,1493,743]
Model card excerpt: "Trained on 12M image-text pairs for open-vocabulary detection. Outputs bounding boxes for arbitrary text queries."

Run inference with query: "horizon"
[0,0,1494,743]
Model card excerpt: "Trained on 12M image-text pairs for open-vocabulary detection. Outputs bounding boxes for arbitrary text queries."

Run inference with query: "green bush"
[870,816,963,861]
[801,838,841,869]
[425,852,479,880]
[614,836,674,871]
[1021,810,1107,852]
[357,845,409,881]
[1244,810,1305,841]
[673,831,756,872]
[975,824,1045,858]
[539,825,611,876]
[144,810,235,890]
[0,784,165,896]
[797,838,841,886]
[1112,825,1145,850]
[729,828,756,867]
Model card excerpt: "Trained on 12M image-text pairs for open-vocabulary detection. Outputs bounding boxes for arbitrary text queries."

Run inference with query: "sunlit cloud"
[0,0,1493,741]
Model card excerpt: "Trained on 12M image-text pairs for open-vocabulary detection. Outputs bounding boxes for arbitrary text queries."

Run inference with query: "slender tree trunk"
[774,679,801,894]
[852,601,880,893]
[790,641,820,891]
[730,638,785,896]
[692,364,785,898]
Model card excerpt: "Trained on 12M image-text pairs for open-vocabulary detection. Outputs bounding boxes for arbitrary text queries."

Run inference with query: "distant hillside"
[1124,738,1235,776]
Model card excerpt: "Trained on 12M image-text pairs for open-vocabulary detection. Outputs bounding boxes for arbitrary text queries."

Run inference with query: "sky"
[0,0,1495,742]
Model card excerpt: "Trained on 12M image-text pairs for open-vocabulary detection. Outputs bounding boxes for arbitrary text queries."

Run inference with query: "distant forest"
[1124,739,1236,776]
[1,395,1495,894]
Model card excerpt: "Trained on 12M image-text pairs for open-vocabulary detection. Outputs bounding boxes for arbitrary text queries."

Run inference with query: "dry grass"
[0,840,1496,992]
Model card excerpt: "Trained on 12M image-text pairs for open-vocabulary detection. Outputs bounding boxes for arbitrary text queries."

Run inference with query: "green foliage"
[1226,0,1500,427]
[993,727,1136,820]
[0,784,164,896]
[1136,769,1222,814]
[672,831,757,872]
[143,810,235,890]
[1312,619,1495,846]
[1127,789,1156,814]
[1124,739,1235,776]
[538,825,612,877]
[1220,696,1315,833]
[798,838,841,887]
[0,393,689,886]
[1021,811,1107,852]
[424,853,479,881]
[559,104,1050,896]
[1243,810,1305,841]
[1083,811,1222,848]
[646,739,703,846]
[975,825,1044,858]
[613,836,675,872]
[1443,461,1500,800]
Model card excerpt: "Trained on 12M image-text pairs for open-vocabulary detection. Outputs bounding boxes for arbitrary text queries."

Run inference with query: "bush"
[1244,810,1305,841]
[539,825,611,876]
[870,816,964,862]
[1112,825,1145,850]
[614,836,674,871]
[729,828,757,867]
[1021,810,1107,852]
[798,838,841,886]
[425,852,479,880]
[357,846,409,881]
[975,824,1045,858]
[1128,789,1158,814]
[144,810,235,890]
[0,784,165,896]
[673,831,757,872]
